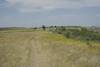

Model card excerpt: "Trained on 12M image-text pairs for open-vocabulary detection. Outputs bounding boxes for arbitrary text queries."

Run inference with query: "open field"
[0,28,100,67]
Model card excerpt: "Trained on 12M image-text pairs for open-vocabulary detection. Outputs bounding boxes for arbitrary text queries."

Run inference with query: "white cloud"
[4,0,100,12]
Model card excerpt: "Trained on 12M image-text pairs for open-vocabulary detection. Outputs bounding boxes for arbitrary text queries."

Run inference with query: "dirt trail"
[26,37,51,67]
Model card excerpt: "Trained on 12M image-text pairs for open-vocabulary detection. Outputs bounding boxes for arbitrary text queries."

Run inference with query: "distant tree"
[54,26,57,30]
[42,25,46,30]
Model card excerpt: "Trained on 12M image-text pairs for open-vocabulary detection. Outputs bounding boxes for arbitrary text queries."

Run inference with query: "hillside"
[0,29,100,67]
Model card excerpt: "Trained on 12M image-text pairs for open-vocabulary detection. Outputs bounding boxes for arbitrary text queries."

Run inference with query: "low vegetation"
[0,26,100,67]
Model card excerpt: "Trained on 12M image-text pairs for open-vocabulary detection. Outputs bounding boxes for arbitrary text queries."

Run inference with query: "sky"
[0,0,100,27]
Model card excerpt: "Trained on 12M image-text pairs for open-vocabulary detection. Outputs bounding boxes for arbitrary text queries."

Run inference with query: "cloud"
[2,0,100,12]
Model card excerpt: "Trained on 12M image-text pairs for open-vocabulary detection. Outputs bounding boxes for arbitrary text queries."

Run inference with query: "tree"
[42,25,46,30]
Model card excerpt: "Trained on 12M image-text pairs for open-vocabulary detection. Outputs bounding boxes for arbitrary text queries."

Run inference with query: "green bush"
[49,26,100,42]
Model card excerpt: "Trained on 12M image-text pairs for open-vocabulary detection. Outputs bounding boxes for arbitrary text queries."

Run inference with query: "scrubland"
[0,28,100,67]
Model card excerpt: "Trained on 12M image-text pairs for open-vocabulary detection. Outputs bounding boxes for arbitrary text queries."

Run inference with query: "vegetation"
[42,25,46,30]
[0,26,100,67]
[48,26,100,42]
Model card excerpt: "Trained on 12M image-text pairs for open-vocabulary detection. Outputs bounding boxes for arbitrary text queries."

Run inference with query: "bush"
[52,26,100,42]
[64,32,71,38]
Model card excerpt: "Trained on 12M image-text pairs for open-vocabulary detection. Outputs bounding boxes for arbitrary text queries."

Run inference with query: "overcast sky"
[0,0,100,27]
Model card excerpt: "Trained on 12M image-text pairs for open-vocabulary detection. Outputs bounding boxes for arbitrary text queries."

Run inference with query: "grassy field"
[0,29,100,67]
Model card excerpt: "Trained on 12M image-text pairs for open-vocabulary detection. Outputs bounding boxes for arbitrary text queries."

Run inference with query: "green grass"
[0,29,100,67]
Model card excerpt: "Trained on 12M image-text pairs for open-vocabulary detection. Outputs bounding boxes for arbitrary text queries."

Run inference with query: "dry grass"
[0,30,100,67]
